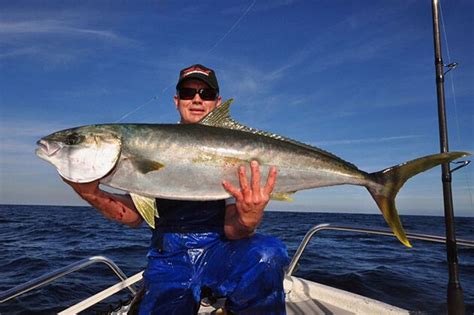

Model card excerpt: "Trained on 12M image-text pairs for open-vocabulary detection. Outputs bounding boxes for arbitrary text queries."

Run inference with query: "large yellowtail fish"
[36,100,470,247]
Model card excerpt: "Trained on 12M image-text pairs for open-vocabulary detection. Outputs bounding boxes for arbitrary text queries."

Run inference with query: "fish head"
[36,125,121,183]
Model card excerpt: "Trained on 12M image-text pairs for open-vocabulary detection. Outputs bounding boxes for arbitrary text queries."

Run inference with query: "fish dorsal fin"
[199,98,274,133]
[198,98,234,127]
[200,99,358,170]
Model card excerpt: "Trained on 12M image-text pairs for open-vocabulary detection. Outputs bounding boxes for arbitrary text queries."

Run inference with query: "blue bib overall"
[139,199,289,315]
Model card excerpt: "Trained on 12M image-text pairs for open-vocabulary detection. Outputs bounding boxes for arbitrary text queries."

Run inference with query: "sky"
[0,0,473,217]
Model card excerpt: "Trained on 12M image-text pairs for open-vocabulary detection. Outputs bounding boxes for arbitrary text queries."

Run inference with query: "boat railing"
[286,223,474,276]
[0,255,138,304]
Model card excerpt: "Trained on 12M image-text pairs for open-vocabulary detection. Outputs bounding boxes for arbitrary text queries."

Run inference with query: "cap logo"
[182,66,211,78]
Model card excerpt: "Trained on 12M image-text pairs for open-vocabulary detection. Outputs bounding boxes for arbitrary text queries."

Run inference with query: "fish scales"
[102,123,368,200]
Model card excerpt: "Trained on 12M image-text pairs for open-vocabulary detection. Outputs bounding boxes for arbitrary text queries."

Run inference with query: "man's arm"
[62,178,143,227]
[222,161,277,239]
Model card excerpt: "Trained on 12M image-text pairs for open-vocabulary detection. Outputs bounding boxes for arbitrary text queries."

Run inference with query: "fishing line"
[115,96,159,123]
[439,0,473,209]
[204,0,257,57]
[115,1,257,122]
[439,1,462,146]
[115,82,177,123]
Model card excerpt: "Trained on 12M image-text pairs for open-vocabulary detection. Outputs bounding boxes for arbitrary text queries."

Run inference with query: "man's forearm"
[78,189,143,227]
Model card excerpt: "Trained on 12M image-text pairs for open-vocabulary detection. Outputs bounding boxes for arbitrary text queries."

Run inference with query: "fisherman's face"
[174,79,222,124]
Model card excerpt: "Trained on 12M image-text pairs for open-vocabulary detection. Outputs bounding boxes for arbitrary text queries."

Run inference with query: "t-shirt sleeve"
[225,197,236,206]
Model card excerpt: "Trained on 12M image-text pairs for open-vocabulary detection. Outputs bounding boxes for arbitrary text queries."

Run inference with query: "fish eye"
[65,133,82,145]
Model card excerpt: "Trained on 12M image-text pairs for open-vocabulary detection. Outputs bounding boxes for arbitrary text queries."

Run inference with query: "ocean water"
[0,204,473,314]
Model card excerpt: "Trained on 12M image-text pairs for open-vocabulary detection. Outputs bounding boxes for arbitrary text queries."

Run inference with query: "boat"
[1,223,473,314]
[1,0,472,314]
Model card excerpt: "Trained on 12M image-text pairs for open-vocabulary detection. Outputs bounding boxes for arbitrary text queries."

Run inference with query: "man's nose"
[192,92,203,103]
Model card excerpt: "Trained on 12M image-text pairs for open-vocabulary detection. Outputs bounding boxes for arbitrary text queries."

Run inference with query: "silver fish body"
[100,123,369,200]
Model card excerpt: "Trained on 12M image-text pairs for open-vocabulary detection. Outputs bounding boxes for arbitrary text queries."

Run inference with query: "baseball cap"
[176,64,219,92]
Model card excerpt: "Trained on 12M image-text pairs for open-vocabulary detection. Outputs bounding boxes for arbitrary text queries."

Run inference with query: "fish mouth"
[36,139,61,157]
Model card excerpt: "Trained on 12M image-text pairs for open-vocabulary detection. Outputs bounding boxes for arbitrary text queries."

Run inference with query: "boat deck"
[195,275,408,315]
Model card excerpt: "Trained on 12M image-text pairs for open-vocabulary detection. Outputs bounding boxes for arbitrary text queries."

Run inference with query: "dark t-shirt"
[154,198,226,233]
[151,199,227,249]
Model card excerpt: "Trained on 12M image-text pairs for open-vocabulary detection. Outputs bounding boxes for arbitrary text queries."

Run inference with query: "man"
[64,64,289,314]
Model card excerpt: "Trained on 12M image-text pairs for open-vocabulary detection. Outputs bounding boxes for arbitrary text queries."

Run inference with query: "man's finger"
[222,181,243,201]
[238,165,253,204]
[250,161,261,197]
[238,165,250,191]
[263,166,277,196]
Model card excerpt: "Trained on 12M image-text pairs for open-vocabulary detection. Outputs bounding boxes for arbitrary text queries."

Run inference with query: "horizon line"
[1,203,473,218]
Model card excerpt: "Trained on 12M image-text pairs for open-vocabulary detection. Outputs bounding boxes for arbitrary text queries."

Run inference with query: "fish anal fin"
[130,193,159,229]
[270,192,296,202]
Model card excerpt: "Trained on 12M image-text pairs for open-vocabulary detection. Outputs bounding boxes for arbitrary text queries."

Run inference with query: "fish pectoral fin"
[130,193,159,229]
[270,191,296,202]
[130,158,165,174]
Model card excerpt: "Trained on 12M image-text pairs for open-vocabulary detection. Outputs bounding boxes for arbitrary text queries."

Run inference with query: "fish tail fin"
[367,151,470,248]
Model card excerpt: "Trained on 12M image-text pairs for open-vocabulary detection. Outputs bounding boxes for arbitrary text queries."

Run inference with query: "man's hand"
[222,160,277,239]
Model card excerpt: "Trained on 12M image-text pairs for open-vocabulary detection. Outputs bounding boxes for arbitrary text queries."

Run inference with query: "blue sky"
[0,0,473,216]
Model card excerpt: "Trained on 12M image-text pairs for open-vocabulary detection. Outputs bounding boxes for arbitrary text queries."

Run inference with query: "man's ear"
[216,95,222,107]
[173,95,179,108]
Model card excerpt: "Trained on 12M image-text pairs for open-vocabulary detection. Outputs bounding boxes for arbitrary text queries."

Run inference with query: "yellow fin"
[270,192,295,202]
[130,193,159,229]
[367,151,470,248]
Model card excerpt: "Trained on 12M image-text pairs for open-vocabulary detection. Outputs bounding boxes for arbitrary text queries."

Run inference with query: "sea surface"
[0,205,473,314]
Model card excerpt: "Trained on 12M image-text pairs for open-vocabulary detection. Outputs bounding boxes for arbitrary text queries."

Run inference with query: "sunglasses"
[178,88,218,101]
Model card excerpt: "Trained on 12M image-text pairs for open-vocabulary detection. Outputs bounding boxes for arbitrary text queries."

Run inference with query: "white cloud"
[0,20,127,42]
[313,135,424,146]
[0,120,70,137]
[0,47,40,59]
[0,19,137,64]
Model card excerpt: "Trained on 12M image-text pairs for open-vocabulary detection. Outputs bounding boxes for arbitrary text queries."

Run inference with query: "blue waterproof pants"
[139,232,289,315]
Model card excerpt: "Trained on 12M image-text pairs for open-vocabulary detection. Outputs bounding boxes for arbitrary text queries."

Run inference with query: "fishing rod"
[431,0,469,314]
